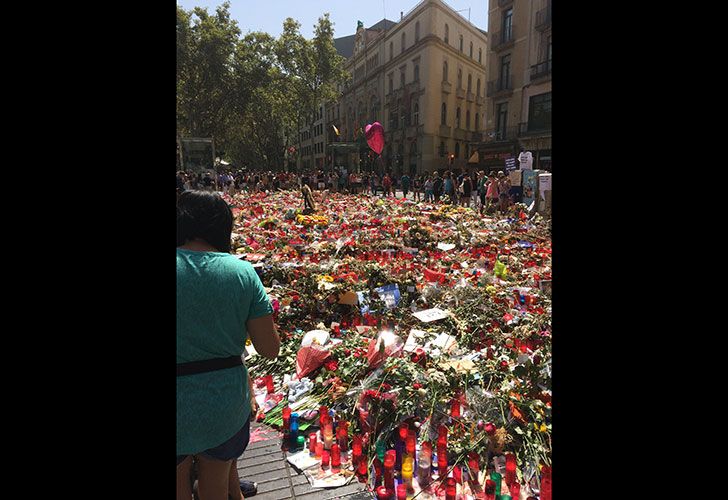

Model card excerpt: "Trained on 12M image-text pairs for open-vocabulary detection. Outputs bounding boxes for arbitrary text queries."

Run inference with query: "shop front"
[474,141,519,173]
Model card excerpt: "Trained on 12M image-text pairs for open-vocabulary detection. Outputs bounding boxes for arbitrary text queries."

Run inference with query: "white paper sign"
[412,308,449,323]
[301,330,330,347]
[437,242,456,251]
[287,449,320,471]
[404,329,429,352]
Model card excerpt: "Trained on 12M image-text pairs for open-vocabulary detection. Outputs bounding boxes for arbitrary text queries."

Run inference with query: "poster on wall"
[522,169,538,206]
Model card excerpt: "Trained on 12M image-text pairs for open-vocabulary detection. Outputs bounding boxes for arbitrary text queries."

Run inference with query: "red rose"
[344,348,351,355]
[324,360,339,371]
[484,422,496,435]
[413,383,422,390]
[499,360,509,371]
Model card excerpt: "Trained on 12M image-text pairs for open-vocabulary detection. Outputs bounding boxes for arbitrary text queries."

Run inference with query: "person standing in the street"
[400,173,411,200]
[498,171,512,213]
[433,172,443,202]
[476,171,487,214]
[485,172,500,213]
[382,173,393,197]
[424,176,434,202]
[443,172,454,203]
[460,173,473,207]
[412,175,421,202]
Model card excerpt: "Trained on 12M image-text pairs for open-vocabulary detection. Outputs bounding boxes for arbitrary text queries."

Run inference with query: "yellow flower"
[322,275,334,282]
[540,423,548,433]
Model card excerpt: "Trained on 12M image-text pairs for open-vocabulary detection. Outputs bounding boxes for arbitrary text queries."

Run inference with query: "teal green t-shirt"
[176,248,273,455]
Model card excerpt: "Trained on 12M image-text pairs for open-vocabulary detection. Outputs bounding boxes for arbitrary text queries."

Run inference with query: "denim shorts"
[177,416,251,466]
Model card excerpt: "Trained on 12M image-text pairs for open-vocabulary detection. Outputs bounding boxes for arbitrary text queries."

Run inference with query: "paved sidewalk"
[237,421,373,500]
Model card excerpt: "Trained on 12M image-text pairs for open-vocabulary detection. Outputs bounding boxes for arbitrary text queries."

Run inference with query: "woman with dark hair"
[177,191,280,500]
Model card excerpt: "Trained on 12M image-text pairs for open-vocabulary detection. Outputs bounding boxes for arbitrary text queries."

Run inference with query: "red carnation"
[324,360,339,372]
[413,383,422,390]
[484,422,496,436]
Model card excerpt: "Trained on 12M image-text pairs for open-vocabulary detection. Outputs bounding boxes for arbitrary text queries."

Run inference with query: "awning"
[467,151,479,163]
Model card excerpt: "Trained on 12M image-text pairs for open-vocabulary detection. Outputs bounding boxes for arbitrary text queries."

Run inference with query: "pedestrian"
[177,191,281,500]
[443,172,454,203]
[433,173,443,202]
[424,176,434,202]
[382,173,393,197]
[485,171,500,213]
[498,171,512,213]
[412,175,421,202]
[476,171,487,214]
[460,173,473,207]
[400,173,411,200]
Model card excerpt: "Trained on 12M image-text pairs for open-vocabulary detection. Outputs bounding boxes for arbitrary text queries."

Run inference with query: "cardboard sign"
[413,308,449,322]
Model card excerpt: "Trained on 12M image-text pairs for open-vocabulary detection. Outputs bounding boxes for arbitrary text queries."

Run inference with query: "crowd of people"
[177,166,518,216]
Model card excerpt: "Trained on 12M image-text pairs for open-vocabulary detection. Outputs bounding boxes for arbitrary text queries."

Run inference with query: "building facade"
[296,105,328,170]
[478,0,551,171]
[331,0,488,176]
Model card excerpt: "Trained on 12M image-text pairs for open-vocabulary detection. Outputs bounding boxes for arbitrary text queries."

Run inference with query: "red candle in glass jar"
[540,465,552,500]
[308,433,317,456]
[319,405,328,427]
[437,446,447,477]
[484,479,496,500]
[505,453,516,485]
[396,483,407,500]
[399,422,409,441]
[384,453,395,490]
[406,430,416,458]
[450,398,460,418]
[331,444,341,469]
[352,436,363,465]
[467,451,480,484]
[445,477,457,500]
[376,486,391,500]
[453,464,462,484]
[337,420,348,451]
[282,406,291,431]
[315,442,323,459]
[357,455,368,480]
[321,449,330,469]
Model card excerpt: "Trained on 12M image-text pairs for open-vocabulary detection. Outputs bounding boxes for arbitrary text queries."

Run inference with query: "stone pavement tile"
[293,481,371,500]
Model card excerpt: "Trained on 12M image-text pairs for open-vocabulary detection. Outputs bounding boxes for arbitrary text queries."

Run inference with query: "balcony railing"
[530,59,552,81]
[518,122,551,137]
[454,128,468,140]
[535,6,552,31]
[456,87,465,99]
[406,81,421,93]
[491,26,515,51]
[486,75,513,97]
[441,81,452,93]
[490,126,518,142]
[466,92,475,102]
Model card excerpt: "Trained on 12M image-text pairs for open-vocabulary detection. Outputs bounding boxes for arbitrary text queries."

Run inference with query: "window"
[415,21,420,42]
[547,35,552,61]
[459,35,463,52]
[400,71,405,88]
[496,102,508,139]
[439,141,446,157]
[503,8,513,40]
[444,24,449,43]
[457,69,462,89]
[475,113,479,131]
[479,48,482,63]
[476,78,481,97]
[390,42,393,61]
[467,74,472,93]
[401,33,406,54]
[443,61,448,82]
[389,75,393,93]
[469,41,473,58]
[455,142,460,158]
[466,110,471,130]
[414,64,419,82]
[441,103,447,125]
[500,54,511,89]
[413,102,419,125]
[456,107,461,129]
[528,92,552,132]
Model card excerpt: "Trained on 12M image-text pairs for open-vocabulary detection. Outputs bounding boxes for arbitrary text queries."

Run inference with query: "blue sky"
[177,0,488,39]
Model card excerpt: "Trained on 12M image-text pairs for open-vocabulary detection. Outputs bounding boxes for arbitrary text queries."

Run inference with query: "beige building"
[478,0,551,171]
[329,0,488,175]
[296,105,327,170]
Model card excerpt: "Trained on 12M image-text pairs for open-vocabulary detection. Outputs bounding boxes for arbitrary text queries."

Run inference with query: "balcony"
[476,95,485,105]
[467,92,475,102]
[490,126,518,142]
[498,0,513,6]
[518,122,551,137]
[456,87,465,99]
[491,27,515,52]
[406,81,421,94]
[487,75,513,97]
[441,81,452,93]
[530,59,552,82]
[535,6,552,31]
[439,124,451,136]
[406,124,424,138]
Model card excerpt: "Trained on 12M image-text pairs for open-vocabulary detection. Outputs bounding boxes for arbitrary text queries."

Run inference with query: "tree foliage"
[176,3,349,170]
